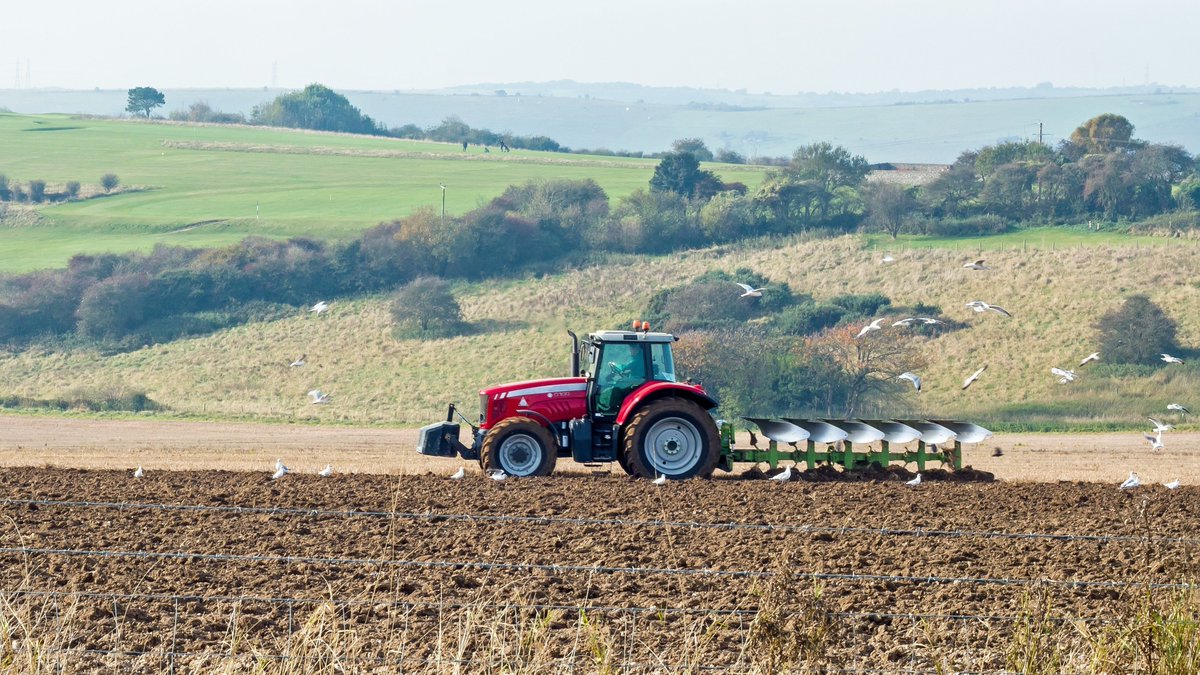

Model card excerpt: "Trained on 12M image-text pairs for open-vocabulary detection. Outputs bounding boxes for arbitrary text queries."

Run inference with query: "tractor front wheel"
[480,417,557,477]
[622,398,719,480]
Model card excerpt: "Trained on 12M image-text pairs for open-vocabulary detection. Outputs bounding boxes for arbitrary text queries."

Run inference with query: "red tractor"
[418,324,721,479]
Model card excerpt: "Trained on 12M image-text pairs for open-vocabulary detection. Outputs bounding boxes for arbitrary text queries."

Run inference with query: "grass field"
[0,112,764,272]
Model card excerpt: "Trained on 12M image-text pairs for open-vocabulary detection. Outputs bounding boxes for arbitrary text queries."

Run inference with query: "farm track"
[2,469,1197,672]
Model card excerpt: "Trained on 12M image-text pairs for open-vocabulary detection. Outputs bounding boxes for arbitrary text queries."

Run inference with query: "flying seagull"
[962,365,988,390]
[310,301,329,314]
[308,389,330,404]
[1144,431,1165,451]
[898,372,922,392]
[318,464,333,477]
[289,354,306,368]
[450,466,465,480]
[855,317,887,339]
[769,466,792,482]
[906,473,922,486]
[1148,418,1174,433]
[1119,471,1141,490]
[963,259,989,270]
[1163,478,1181,490]
[652,474,668,485]
[881,255,896,264]
[1161,353,1184,364]
[736,283,765,298]
[965,301,1012,317]
[489,470,507,481]
[1167,403,1191,415]
[1078,352,1100,367]
[1050,367,1076,384]
[133,466,144,479]
[917,317,944,325]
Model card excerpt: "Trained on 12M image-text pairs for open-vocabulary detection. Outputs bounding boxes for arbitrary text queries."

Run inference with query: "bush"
[65,181,81,199]
[829,292,891,318]
[923,214,1012,237]
[390,276,466,339]
[100,173,119,192]
[0,174,9,201]
[770,303,847,336]
[1095,295,1180,365]
[28,179,46,203]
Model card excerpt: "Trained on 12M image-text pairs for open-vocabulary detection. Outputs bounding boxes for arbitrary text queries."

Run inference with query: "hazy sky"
[5,0,1198,93]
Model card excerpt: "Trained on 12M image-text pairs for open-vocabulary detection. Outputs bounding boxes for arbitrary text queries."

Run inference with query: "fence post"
[170,597,179,674]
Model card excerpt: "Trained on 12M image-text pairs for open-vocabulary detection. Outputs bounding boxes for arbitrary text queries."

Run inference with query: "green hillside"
[0,113,764,272]
[1,231,1196,430]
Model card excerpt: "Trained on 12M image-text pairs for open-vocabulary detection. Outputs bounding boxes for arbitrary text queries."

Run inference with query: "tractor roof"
[588,330,677,344]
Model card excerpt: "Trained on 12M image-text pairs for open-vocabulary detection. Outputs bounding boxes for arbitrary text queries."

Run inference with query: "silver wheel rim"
[498,433,542,476]
[643,416,703,476]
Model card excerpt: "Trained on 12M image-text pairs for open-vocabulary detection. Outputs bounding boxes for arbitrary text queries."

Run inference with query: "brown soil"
[2,467,1197,672]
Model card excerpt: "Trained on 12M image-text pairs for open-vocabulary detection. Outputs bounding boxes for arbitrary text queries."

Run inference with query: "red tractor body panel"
[479,377,589,430]
[615,381,717,426]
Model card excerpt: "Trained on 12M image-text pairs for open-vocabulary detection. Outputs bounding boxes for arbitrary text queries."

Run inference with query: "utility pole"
[1038,122,1045,144]
[439,184,447,228]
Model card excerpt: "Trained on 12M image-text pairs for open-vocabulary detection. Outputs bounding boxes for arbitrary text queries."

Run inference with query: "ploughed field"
[1,468,1197,672]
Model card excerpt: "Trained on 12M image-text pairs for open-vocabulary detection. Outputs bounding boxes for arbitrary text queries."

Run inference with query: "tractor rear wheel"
[621,398,719,480]
[480,417,557,477]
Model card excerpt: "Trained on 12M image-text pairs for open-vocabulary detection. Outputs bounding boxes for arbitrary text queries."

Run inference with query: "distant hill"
[2,83,1199,163]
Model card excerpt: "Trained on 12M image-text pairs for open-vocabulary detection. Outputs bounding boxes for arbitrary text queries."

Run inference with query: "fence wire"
[3,496,1196,547]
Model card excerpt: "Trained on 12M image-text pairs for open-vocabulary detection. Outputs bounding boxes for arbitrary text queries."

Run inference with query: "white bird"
[133,466,144,479]
[736,282,765,298]
[1078,352,1100,367]
[1148,418,1174,433]
[275,458,288,472]
[272,458,289,480]
[1144,432,1164,451]
[489,470,507,481]
[289,354,306,368]
[881,255,896,264]
[897,372,922,392]
[652,474,668,485]
[1163,478,1181,490]
[962,365,987,390]
[308,389,330,404]
[965,301,1012,317]
[917,317,944,325]
[1050,367,1076,384]
[1167,403,1191,415]
[310,301,329,314]
[769,466,792,482]
[855,317,887,339]
[1161,353,1184,364]
[891,317,918,327]
[1119,471,1141,489]
[963,259,989,270]
[450,466,465,480]
[318,464,333,477]
[906,473,922,486]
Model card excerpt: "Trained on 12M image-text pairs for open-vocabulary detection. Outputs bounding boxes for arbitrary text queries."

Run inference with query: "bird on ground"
[133,466,144,479]
[736,283,765,298]
[964,300,1012,317]
[272,458,289,480]
[289,354,306,368]
[962,365,988,390]
[308,389,330,404]
[1163,478,1181,490]
[1144,432,1164,451]
[318,464,333,477]
[652,474,668,485]
[897,372,922,392]
[769,466,792,482]
[1119,472,1141,489]
[747,430,759,449]
[450,466,465,480]
[963,259,989,270]
[1050,367,1076,384]
[1079,352,1100,367]
[489,470,507,481]
[855,317,887,339]
[1148,418,1174,433]
[1161,353,1184,364]
[881,255,896,264]
[1167,403,1191,415]
[310,301,329,314]
[991,448,1004,457]
[906,473,922,486]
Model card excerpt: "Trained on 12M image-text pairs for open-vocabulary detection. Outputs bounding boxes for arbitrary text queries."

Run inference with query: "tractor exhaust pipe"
[567,330,580,377]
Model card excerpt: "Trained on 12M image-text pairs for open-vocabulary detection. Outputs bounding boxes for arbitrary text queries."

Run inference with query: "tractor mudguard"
[614,381,718,426]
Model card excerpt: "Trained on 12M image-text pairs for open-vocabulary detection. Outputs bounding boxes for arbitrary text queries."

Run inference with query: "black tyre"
[621,398,720,480]
[480,416,557,477]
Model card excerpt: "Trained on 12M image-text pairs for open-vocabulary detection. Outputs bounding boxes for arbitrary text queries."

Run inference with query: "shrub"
[390,276,466,339]
[770,303,847,336]
[100,173,119,192]
[28,179,46,203]
[0,174,9,201]
[1095,295,1180,365]
[923,214,1012,237]
[829,292,891,318]
[65,181,81,199]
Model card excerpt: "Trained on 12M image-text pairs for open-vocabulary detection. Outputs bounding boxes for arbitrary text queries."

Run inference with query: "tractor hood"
[478,377,589,429]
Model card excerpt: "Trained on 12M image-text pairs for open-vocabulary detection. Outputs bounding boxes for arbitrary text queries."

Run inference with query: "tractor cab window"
[650,343,675,382]
[594,342,649,415]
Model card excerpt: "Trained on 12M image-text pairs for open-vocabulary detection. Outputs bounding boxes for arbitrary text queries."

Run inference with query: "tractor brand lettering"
[504,383,587,399]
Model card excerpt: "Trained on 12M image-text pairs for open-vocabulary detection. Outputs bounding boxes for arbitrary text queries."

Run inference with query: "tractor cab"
[576,329,678,417]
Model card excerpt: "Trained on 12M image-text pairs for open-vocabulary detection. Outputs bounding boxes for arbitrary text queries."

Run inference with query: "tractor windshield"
[650,343,675,382]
